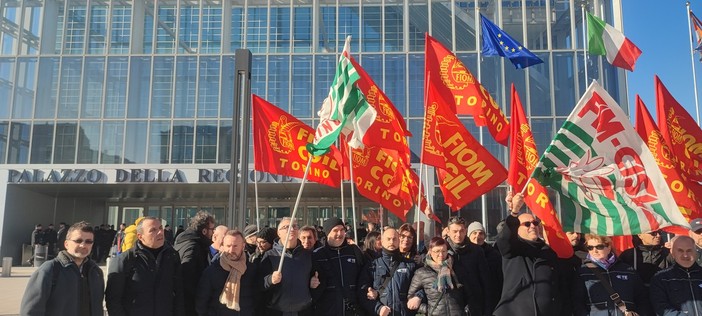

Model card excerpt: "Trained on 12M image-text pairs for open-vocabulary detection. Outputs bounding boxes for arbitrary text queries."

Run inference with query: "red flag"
[655,75,702,181]
[252,94,343,187]
[508,85,573,258]
[349,56,412,163]
[422,79,507,210]
[635,95,702,234]
[425,33,510,145]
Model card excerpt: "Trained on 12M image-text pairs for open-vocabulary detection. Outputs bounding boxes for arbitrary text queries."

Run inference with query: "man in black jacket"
[56,222,68,251]
[620,230,671,286]
[174,211,216,316]
[312,217,365,315]
[105,217,184,316]
[467,221,502,314]
[651,235,702,315]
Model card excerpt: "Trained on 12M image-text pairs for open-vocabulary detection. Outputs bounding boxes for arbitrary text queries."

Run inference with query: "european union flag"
[480,14,543,69]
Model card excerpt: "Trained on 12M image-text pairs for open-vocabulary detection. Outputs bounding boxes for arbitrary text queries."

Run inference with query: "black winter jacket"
[358,250,418,316]
[650,263,702,316]
[493,215,570,316]
[572,258,650,316]
[480,242,502,313]
[259,240,314,314]
[174,228,214,316]
[105,242,185,316]
[408,265,466,316]
[195,254,260,316]
[20,251,104,316]
[446,239,491,316]
[619,244,672,285]
[311,240,366,315]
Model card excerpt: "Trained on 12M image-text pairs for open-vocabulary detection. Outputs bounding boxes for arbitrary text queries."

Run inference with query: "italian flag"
[587,12,641,71]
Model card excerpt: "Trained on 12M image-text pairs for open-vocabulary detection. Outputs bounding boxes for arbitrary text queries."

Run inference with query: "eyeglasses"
[586,244,609,251]
[69,239,94,245]
[278,225,299,231]
[520,220,541,228]
[648,231,661,236]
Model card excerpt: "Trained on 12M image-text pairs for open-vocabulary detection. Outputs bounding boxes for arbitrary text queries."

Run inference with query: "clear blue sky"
[624,0,702,122]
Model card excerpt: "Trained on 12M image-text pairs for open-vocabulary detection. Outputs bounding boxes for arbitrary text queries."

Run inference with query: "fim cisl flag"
[532,81,690,236]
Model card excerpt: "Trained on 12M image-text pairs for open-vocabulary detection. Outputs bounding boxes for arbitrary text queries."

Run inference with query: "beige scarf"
[219,252,248,310]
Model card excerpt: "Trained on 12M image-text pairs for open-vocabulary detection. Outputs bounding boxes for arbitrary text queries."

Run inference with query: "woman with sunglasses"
[573,234,651,316]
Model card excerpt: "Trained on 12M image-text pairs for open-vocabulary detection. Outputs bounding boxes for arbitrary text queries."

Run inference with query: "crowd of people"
[18,193,702,316]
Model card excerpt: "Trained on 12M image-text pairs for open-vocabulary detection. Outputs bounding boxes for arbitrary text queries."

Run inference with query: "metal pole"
[277,158,314,272]
[415,164,423,249]
[339,139,346,222]
[348,144,358,245]
[230,49,252,230]
[687,2,701,123]
[582,1,589,83]
[254,171,260,230]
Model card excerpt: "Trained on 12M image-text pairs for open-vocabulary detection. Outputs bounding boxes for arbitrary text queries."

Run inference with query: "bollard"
[2,257,11,277]
[33,245,48,267]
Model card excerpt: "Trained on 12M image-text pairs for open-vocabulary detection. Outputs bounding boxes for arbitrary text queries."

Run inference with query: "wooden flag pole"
[277,156,313,272]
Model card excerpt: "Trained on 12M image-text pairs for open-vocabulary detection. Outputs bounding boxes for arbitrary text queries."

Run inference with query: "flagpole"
[581,0,589,83]
[348,144,358,245]
[277,157,314,272]
[415,163,423,250]
[687,1,701,123]
[339,139,346,222]
[254,170,260,230]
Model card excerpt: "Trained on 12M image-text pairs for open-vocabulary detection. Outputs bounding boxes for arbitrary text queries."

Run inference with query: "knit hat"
[257,227,277,245]
[243,224,258,238]
[323,217,345,236]
[467,221,485,236]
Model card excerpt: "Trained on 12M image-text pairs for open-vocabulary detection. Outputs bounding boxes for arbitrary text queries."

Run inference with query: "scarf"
[587,252,617,270]
[219,252,248,310]
[425,255,455,292]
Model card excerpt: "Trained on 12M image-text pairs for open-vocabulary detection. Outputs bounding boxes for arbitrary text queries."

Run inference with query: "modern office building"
[0,0,626,262]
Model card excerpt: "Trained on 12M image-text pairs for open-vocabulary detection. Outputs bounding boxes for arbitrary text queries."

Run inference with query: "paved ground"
[0,265,108,316]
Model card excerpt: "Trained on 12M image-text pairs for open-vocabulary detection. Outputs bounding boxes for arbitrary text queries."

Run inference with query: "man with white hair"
[209,225,228,257]
[650,235,702,315]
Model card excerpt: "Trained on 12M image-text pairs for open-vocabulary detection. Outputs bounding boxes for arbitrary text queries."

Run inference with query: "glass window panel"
[385,3,403,52]
[175,56,197,118]
[384,54,406,116]
[30,121,53,163]
[198,56,220,118]
[111,4,132,54]
[338,5,360,51]
[504,60,526,115]
[54,122,77,163]
[408,54,424,117]
[0,121,7,163]
[87,5,108,54]
[529,53,552,116]
[361,6,381,52]
[178,4,199,53]
[81,57,105,118]
[142,0,155,54]
[293,6,312,53]
[291,56,312,117]
[248,55,265,97]
[318,5,335,53]
[454,1,476,51]
[531,118,554,155]
[35,57,60,119]
[53,2,65,54]
[502,3,524,45]
[148,120,171,163]
[156,4,177,53]
[151,56,174,118]
[13,58,37,119]
[408,1,428,52]
[247,7,267,54]
[230,7,244,51]
[553,52,577,116]
[8,121,30,163]
[124,120,147,163]
[220,55,235,118]
[105,57,128,118]
[360,54,382,86]
[218,120,231,163]
[551,0,572,50]
[430,1,452,49]
[0,58,14,119]
[128,57,151,118]
[171,120,194,163]
[1,4,19,55]
[408,119,423,163]
[64,4,86,54]
[268,56,289,111]
[478,55,503,114]
[195,120,217,163]
[57,57,82,118]
[101,121,124,163]
[77,121,100,163]
[269,7,290,53]
[526,2,548,50]
[314,54,334,115]
[200,5,222,54]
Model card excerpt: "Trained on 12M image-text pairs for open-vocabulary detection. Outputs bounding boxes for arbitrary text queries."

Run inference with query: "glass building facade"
[0,0,627,254]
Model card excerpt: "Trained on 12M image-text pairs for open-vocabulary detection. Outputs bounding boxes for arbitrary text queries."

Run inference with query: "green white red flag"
[532,81,689,235]
[587,12,641,71]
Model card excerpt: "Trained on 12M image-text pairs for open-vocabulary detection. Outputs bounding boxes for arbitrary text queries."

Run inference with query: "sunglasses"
[70,239,94,245]
[520,220,541,228]
[586,244,608,251]
[648,231,661,236]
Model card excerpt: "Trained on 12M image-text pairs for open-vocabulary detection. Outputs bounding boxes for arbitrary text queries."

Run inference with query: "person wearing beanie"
[467,221,502,313]
[311,217,366,315]
[251,227,276,264]
[243,224,259,257]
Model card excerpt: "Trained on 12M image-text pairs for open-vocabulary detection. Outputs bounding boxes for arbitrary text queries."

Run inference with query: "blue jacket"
[358,250,418,316]
[650,263,702,316]
[259,240,314,313]
[573,258,650,316]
